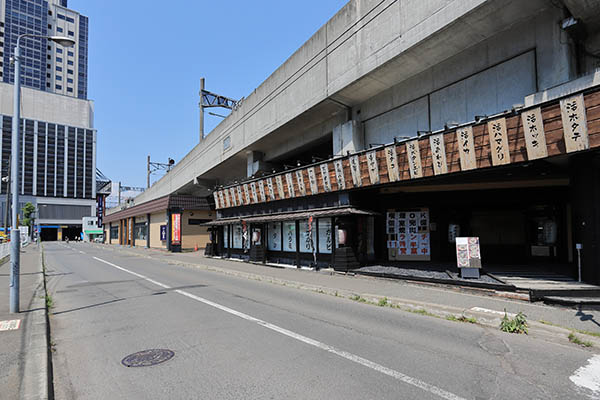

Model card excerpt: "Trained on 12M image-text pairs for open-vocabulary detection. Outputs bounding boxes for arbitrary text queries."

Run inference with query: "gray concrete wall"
[0,82,94,128]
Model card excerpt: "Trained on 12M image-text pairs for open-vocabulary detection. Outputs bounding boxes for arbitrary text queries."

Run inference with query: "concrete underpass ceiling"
[563,0,600,34]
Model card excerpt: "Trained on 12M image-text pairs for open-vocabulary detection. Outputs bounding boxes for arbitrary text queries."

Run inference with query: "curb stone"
[91,243,600,351]
[22,247,49,400]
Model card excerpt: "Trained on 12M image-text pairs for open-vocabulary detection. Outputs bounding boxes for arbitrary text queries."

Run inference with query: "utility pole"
[3,161,10,237]
[147,157,174,188]
[199,77,205,142]
[118,182,121,205]
[147,155,150,189]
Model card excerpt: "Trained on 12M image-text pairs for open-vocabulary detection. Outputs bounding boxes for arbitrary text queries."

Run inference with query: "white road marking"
[92,256,465,400]
[79,251,86,254]
[571,355,600,397]
[0,319,21,331]
[470,307,515,317]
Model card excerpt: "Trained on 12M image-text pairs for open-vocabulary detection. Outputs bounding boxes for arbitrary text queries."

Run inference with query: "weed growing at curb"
[378,297,388,307]
[540,320,600,339]
[446,314,477,324]
[408,308,436,317]
[45,294,54,309]
[569,332,593,347]
[350,294,367,303]
[500,310,528,334]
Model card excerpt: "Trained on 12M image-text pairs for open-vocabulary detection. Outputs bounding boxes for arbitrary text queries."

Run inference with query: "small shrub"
[378,297,388,307]
[500,310,528,334]
[569,332,593,347]
[45,295,54,309]
[446,314,477,324]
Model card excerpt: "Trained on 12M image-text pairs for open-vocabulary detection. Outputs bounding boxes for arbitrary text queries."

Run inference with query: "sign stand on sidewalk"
[456,237,481,279]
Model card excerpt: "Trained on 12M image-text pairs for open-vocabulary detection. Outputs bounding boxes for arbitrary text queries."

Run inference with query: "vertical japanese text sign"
[456,126,477,171]
[366,150,380,184]
[429,134,448,175]
[487,118,510,166]
[406,140,423,179]
[560,94,589,153]
[521,107,547,160]
[171,213,181,245]
[384,145,400,182]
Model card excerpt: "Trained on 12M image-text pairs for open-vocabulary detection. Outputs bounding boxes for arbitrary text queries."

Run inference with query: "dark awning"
[204,207,379,226]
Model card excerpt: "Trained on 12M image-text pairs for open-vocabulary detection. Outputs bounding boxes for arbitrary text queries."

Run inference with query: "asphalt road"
[44,242,599,399]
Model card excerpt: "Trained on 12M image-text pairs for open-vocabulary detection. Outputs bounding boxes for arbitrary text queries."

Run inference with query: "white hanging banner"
[521,107,547,160]
[488,117,510,166]
[560,94,589,153]
[295,170,307,196]
[285,173,295,197]
[243,183,251,205]
[406,140,423,179]
[320,164,332,192]
[456,126,477,171]
[229,187,237,206]
[250,182,258,203]
[366,150,380,184]
[275,175,285,199]
[218,191,226,208]
[307,167,318,194]
[384,145,400,182]
[333,159,346,190]
[213,192,220,209]
[258,180,266,202]
[349,155,362,187]
[236,186,244,205]
[266,178,276,200]
[429,134,448,175]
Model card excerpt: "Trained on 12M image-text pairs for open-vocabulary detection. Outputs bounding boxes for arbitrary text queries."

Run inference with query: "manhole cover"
[121,349,174,367]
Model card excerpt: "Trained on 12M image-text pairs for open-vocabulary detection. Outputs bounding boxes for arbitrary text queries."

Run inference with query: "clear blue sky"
[70,0,348,188]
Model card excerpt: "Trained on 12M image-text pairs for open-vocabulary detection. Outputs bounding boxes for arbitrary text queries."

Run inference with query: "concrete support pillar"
[247,151,273,177]
[333,120,363,156]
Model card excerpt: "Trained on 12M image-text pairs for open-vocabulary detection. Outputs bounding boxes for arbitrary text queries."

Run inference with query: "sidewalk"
[96,244,600,342]
[0,245,49,400]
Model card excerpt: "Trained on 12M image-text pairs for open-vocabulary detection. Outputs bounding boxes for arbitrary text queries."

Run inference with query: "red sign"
[171,213,181,245]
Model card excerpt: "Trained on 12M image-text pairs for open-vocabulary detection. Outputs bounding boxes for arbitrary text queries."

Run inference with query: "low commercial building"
[103,195,212,251]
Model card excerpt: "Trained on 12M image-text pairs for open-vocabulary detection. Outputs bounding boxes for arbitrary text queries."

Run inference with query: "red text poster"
[171,213,181,245]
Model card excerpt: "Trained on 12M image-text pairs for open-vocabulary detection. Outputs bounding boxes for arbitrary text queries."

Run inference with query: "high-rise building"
[0,0,88,99]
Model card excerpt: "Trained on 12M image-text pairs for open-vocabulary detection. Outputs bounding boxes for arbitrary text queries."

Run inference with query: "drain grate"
[121,349,174,367]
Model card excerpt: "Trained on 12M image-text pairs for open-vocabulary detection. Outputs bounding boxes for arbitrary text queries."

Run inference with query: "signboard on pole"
[456,237,482,277]
[171,213,181,245]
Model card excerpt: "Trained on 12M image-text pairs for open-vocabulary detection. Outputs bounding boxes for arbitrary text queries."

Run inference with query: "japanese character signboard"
[387,209,430,261]
[236,186,244,205]
[285,173,295,197]
[213,192,220,209]
[275,175,285,199]
[406,140,423,179]
[229,187,237,207]
[258,180,266,202]
[307,167,318,194]
[366,150,380,184]
[295,170,307,196]
[224,189,231,208]
[266,178,276,201]
[455,237,482,268]
[333,159,346,190]
[218,191,225,209]
[171,213,181,245]
[456,126,477,171]
[521,107,547,160]
[560,94,589,153]
[487,117,510,166]
[429,133,448,175]
[320,163,332,192]
[349,155,362,187]
[243,183,251,205]
[384,145,400,182]
[250,182,258,203]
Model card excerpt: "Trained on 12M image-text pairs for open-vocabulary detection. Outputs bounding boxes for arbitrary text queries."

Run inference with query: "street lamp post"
[9,34,75,313]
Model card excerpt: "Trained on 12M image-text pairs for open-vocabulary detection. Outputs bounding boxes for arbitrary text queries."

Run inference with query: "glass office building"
[1,0,88,99]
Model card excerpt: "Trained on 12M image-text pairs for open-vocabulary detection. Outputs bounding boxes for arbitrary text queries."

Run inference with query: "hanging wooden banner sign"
[560,94,589,153]
[406,140,423,179]
[218,191,225,208]
[307,167,318,194]
[285,173,295,197]
[213,192,220,209]
[333,159,345,190]
[295,170,307,196]
[258,180,266,202]
[236,186,244,205]
[275,175,285,199]
[366,150,380,184]
[384,145,400,182]
[266,178,276,200]
[349,155,362,187]
[456,126,477,171]
[320,163,332,192]
[229,187,237,206]
[429,133,448,175]
[224,189,231,207]
[487,117,510,166]
[521,107,547,160]
[243,183,251,204]
[250,182,258,203]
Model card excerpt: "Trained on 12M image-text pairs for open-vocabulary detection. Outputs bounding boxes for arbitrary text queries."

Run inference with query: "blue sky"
[70,0,348,188]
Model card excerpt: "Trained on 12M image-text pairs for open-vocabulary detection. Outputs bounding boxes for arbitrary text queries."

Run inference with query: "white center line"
[92,256,465,400]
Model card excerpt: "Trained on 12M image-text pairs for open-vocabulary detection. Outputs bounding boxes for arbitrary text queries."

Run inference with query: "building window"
[299,220,316,254]
[67,69,73,74]
[223,136,231,151]
[56,48,63,54]
[317,218,333,254]
[282,221,296,252]
[47,55,51,60]
[67,51,73,57]
[56,57,62,63]
[56,66,62,72]
[56,76,62,81]
[67,87,73,92]
[267,222,282,251]
[57,27,63,33]
[67,60,73,66]
[223,225,229,248]
[48,24,52,29]
[58,14,66,20]
[188,218,209,225]
[67,78,73,83]
[56,85,62,90]
[47,45,51,50]
[68,31,74,36]
[232,224,243,249]
[46,73,51,78]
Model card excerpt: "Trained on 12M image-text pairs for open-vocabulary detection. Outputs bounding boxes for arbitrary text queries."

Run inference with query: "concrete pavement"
[45,242,600,399]
[94,243,600,338]
[0,244,49,400]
